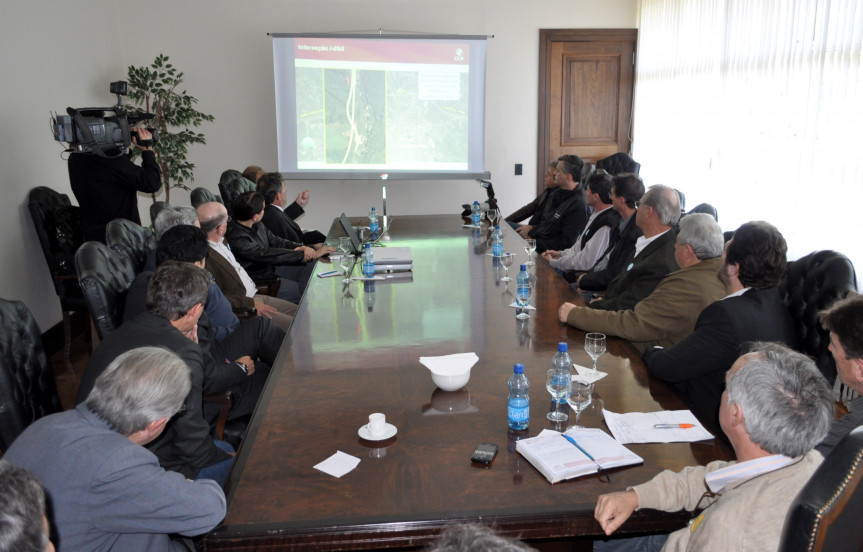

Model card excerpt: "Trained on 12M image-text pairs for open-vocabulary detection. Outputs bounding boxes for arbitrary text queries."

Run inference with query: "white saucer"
[358,423,398,441]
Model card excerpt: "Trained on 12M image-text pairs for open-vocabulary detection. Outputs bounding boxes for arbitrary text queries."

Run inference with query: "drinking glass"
[546,368,569,421]
[338,237,352,256]
[500,252,514,282]
[515,286,531,320]
[566,379,594,428]
[486,208,500,227]
[584,333,606,374]
[340,253,355,284]
[524,239,537,266]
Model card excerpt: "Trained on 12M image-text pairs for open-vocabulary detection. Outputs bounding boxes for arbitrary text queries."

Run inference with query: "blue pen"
[562,433,596,461]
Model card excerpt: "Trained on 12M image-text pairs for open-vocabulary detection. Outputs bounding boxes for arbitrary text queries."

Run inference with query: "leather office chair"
[27,186,89,369]
[105,218,156,273]
[780,250,858,386]
[74,241,137,341]
[150,201,170,228]
[218,170,256,217]
[596,152,641,175]
[778,427,863,552]
[191,186,223,208]
[0,298,62,452]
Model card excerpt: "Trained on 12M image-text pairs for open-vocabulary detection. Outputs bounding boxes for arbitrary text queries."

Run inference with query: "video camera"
[51,81,158,158]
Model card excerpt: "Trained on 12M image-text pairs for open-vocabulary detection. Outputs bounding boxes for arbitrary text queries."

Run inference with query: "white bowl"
[430,367,471,391]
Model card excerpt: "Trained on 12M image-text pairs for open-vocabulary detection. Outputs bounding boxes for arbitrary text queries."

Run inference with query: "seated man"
[558,214,726,351]
[243,165,309,223]
[594,343,832,552]
[258,172,328,247]
[644,221,797,430]
[505,160,559,231]
[197,200,297,331]
[817,293,863,455]
[225,192,322,304]
[75,262,234,484]
[516,155,590,253]
[541,169,619,274]
[6,347,226,551]
[0,461,54,552]
[520,154,590,253]
[143,205,200,272]
[575,173,644,295]
[588,184,680,311]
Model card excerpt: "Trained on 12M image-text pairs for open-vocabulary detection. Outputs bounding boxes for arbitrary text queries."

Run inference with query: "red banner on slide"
[295,37,470,65]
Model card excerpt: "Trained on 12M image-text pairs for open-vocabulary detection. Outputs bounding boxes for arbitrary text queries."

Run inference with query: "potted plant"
[125,54,214,202]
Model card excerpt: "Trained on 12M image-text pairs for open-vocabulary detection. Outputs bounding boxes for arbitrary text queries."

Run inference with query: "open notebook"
[516,428,642,484]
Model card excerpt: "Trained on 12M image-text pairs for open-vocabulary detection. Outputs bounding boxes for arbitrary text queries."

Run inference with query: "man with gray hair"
[6,347,226,552]
[558,213,725,351]
[586,184,680,311]
[0,461,53,552]
[594,343,832,552]
[644,221,797,431]
[154,206,199,239]
[76,262,235,484]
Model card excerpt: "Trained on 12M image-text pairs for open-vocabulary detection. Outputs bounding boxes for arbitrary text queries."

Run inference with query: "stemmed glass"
[515,284,531,320]
[486,208,500,227]
[584,333,606,374]
[500,252,514,282]
[566,379,594,428]
[524,239,536,266]
[546,368,570,421]
[340,253,355,284]
[338,237,352,256]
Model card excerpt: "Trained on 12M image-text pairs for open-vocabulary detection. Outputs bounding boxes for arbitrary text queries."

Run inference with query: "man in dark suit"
[75,262,234,484]
[575,173,645,295]
[257,172,328,246]
[644,221,797,431]
[588,184,680,311]
[505,160,559,230]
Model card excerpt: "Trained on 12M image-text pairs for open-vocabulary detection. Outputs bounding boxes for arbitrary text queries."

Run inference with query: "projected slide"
[294,38,469,171]
[272,34,487,178]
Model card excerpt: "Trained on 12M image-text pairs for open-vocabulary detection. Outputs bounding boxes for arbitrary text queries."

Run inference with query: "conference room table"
[205,214,733,551]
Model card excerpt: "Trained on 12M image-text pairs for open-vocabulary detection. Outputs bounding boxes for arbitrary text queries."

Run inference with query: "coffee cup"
[367,413,386,437]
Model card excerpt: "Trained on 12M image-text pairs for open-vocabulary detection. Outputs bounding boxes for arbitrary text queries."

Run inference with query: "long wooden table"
[205,214,732,551]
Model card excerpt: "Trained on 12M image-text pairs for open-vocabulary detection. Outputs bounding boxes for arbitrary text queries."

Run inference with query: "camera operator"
[68,126,162,243]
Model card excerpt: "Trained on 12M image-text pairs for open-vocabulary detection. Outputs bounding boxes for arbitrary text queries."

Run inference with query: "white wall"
[0,0,637,331]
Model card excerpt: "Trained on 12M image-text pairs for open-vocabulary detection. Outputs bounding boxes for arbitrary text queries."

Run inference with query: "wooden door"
[538,29,637,193]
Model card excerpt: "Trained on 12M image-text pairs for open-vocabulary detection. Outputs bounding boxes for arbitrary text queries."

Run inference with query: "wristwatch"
[235,361,248,375]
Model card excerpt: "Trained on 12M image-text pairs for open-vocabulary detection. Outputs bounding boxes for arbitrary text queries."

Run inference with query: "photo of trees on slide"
[295,67,469,168]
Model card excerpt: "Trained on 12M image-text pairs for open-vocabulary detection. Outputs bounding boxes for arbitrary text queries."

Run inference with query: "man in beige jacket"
[592,343,832,552]
[558,214,726,351]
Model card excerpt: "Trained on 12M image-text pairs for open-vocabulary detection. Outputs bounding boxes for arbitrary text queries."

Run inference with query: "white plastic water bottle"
[471,201,481,226]
[492,225,503,257]
[508,363,529,430]
[369,207,379,240]
[362,243,375,277]
[551,342,572,404]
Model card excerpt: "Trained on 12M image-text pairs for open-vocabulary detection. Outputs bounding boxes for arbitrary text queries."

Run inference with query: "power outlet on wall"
[515,163,522,175]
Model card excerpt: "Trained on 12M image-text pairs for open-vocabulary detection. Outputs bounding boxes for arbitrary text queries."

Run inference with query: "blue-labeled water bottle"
[491,225,503,257]
[551,342,572,404]
[517,264,530,303]
[508,363,530,430]
[471,201,481,226]
[362,243,375,277]
[369,206,379,240]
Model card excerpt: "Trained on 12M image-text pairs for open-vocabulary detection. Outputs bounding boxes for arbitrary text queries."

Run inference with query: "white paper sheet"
[313,451,361,478]
[602,409,714,444]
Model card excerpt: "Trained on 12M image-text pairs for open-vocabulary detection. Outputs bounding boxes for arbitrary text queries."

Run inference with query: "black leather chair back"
[105,218,156,273]
[27,187,86,306]
[0,298,61,452]
[683,203,719,222]
[780,250,858,385]
[75,241,136,340]
[218,170,256,217]
[778,427,863,552]
[596,152,641,175]
[191,187,223,208]
[150,201,170,227]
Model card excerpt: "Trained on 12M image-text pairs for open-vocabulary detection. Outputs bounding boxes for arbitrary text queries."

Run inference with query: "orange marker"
[653,423,694,429]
